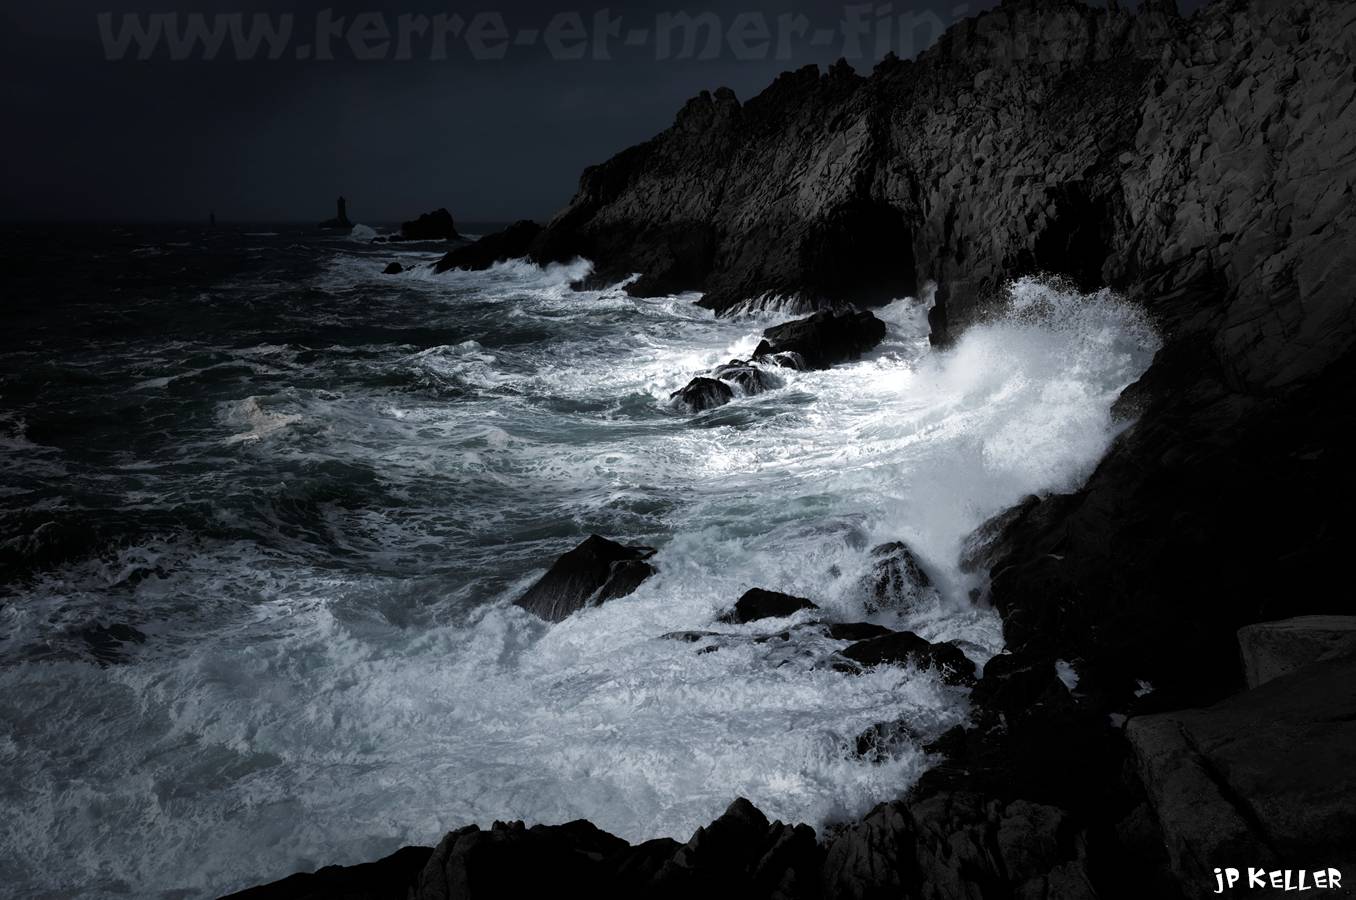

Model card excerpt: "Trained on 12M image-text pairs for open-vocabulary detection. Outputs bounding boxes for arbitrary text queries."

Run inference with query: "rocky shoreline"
[230,0,1356,896]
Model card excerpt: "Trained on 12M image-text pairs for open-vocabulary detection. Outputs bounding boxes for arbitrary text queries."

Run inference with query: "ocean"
[0,223,1159,897]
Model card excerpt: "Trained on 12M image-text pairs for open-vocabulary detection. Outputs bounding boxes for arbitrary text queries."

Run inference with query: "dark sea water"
[0,223,1159,897]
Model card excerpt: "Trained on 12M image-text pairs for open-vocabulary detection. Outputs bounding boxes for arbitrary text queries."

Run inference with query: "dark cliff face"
[529,0,1356,705]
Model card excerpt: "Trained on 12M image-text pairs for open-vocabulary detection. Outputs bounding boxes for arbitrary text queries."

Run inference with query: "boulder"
[1236,615,1356,688]
[861,541,937,614]
[434,220,542,273]
[398,208,459,241]
[1126,647,1356,889]
[838,631,976,686]
[669,377,733,413]
[711,360,775,396]
[755,309,886,371]
[719,588,818,624]
[382,262,403,275]
[514,535,656,622]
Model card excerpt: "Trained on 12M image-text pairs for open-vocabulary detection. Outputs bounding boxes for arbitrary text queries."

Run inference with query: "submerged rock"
[434,219,542,273]
[398,208,459,241]
[514,534,656,622]
[669,376,733,413]
[79,622,147,666]
[838,631,976,686]
[382,262,404,275]
[719,588,818,624]
[756,309,886,370]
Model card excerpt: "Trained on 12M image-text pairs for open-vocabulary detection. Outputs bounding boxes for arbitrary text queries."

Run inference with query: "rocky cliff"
[524,0,1356,705]
[241,0,1356,896]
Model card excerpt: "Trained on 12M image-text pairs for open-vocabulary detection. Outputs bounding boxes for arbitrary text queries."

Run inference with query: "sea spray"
[0,235,1158,897]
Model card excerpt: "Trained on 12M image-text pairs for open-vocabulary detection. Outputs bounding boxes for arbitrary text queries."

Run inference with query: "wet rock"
[838,631,976,686]
[382,262,403,275]
[434,220,543,273]
[825,622,895,642]
[862,541,937,614]
[853,718,920,763]
[757,309,886,371]
[405,799,820,900]
[514,534,656,622]
[711,359,776,395]
[669,376,734,413]
[398,208,459,241]
[79,623,147,665]
[661,630,719,643]
[1236,615,1356,688]
[719,588,818,624]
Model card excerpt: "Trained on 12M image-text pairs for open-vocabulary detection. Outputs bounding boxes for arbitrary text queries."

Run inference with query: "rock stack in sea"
[233,0,1356,896]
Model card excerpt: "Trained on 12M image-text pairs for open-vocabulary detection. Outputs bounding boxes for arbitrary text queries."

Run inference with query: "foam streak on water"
[0,231,1158,899]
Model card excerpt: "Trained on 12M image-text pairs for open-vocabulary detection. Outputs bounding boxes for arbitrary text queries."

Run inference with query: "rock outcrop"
[669,376,734,413]
[514,534,656,622]
[398,208,459,241]
[719,588,818,624]
[837,631,976,686]
[754,309,887,371]
[861,541,937,614]
[433,220,543,273]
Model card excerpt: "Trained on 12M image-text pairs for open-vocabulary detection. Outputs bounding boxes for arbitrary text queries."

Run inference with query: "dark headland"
[232,0,1356,896]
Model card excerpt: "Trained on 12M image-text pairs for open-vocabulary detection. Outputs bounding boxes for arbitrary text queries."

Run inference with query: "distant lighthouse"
[320,195,353,229]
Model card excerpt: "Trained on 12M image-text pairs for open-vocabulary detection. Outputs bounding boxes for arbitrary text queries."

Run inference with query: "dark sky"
[3,0,1204,224]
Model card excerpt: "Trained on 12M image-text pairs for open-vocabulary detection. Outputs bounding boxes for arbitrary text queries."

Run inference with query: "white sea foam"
[0,269,1158,898]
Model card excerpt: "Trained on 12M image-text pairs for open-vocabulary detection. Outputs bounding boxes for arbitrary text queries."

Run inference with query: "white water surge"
[0,255,1158,898]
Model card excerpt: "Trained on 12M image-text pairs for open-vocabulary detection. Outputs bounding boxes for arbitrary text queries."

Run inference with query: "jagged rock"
[669,376,734,413]
[1236,615,1356,688]
[861,542,937,614]
[221,846,433,900]
[957,495,1040,576]
[434,220,543,273]
[853,718,920,763]
[838,631,976,686]
[514,535,656,622]
[711,359,775,395]
[719,588,818,624]
[407,799,820,900]
[382,262,403,275]
[756,309,886,371]
[1126,647,1356,889]
[398,208,459,241]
